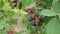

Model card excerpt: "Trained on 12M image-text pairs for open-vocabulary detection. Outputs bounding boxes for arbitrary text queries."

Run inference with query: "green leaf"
[17,30,26,34]
[0,19,10,30]
[11,19,18,25]
[26,30,31,34]
[52,1,60,13]
[0,0,4,9]
[41,9,57,16]
[56,19,60,34]
[58,14,60,20]
[8,0,11,3]
[0,31,8,34]
[0,11,3,16]
[44,16,54,26]
[0,19,7,28]
[30,26,37,32]
[21,0,35,8]
[6,11,15,18]
[23,14,29,25]
[45,18,60,34]
[37,6,44,11]
[4,23,10,30]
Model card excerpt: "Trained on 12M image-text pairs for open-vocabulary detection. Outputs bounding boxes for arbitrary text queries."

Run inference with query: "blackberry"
[36,2,43,7]
[12,3,17,7]
[17,1,22,9]
[28,15,35,21]
[39,16,44,23]
[28,16,33,21]
[35,12,39,17]
[28,7,34,14]
[38,22,43,26]
[35,22,39,26]
[30,21,36,26]
[31,15,35,20]
[12,0,17,8]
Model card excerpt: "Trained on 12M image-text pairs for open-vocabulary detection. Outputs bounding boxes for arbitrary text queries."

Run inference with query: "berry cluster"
[26,7,44,26]
[12,0,22,9]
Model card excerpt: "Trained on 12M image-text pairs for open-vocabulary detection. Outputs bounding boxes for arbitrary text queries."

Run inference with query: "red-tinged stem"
[8,27,13,34]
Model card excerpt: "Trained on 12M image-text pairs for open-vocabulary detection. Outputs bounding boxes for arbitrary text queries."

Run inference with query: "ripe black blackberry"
[28,15,36,21]
[30,20,36,26]
[28,16,33,21]
[35,12,39,17]
[39,16,44,23]
[38,22,43,26]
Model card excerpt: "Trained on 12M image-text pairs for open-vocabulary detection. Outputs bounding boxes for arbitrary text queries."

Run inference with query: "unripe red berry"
[12,0,17,8]
[37,2,43,7]
[12,3,17,7]
[28,7,34,14]
[35,22,39,26]
[32,15,35,20]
